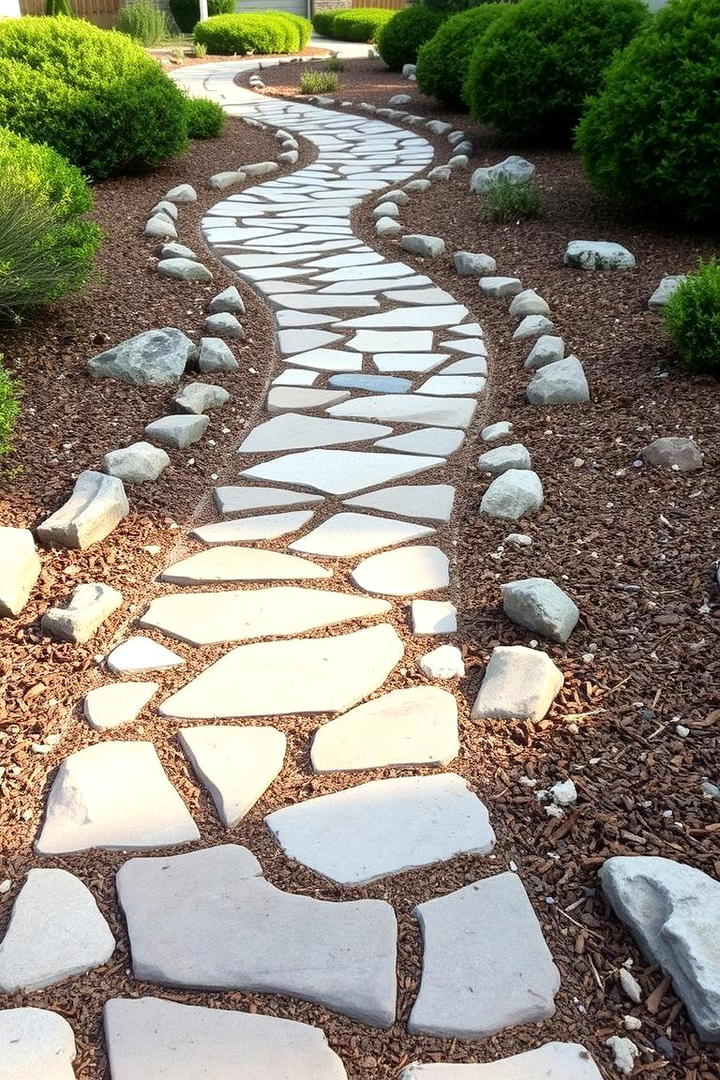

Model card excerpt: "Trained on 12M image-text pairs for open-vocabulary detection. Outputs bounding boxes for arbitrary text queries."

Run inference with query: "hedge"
[377,4,446,71]
[168,0,234,33]
[0,18,188,179]
[194,11,312,54]
[186,96,226,137]
[313,8,394,42]
[417,3,509,109]
[576,0,720,224]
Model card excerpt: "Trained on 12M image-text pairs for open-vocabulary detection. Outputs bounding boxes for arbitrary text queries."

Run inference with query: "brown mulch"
[1,58,720,1080]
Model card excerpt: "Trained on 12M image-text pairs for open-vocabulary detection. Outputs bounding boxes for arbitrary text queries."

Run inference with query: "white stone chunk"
[526,356,590,405]
[290,512,434,557]
[268,774,494,886]
[398,1042,604,1080]
[352,545,449,597]
[509,289,550,317]
[375,428,464,456]
[471,645,563,722]
[418,644,465,679]
[37,471,129,550]
[145,213,177,240]
[35,742,199,854]
[158,258,212,282]
[239,414,391,453]
[454,251,497,276]
[411,599,457,635]
[213,485,324,514]
[145,414,209,449]
[513,314,554,340]
[161,546,330,585]
[525,334,564,369]
[649,275,686,311]
[477,443,531,475]
[409,872,560,1038]
[241,449,444,496]
[192,510,315,544]
[83,682,158,731]
[501,577,579,642]
[103,997,348,1080]
[344,484,454,522]
[267,387,352,412]
[564,240,636,270]
[481,469,544,521]
[41,582,122,644]
[481,421,512,442]
[328,395,476,430]
[179,727,286,827]
[173,382,229,415]
[165,183,197,203]
[159,624,404,720]
[0,527,41,617]
[106,635,185,675]
[312,686,459,773]
[418,375,486,397]
[103,441,170,484]
[470,156,535,194]
[478,277,522,297]
[0,1008,77,1080]
[209,286,245,314]
[400,235,446,257]
[0,869,115,992]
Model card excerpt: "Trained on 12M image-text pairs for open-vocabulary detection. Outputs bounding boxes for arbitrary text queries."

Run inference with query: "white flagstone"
[192,510,315,544]
[179,727,286,827]
[239,414,392,453]
[241,448,444,496]
[160,546,331,584]
[289,513,434,558]
[344,484,455,522]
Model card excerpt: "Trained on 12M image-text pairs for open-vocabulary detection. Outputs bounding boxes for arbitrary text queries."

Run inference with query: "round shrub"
[576,0,720,225]
[186,96,226,138]
[417,3,509,109]
[278,10,313,48]
[193,12,307,54]
[377,4,446,71]
[325,8,394,42]
[665,260,720,375]
[465,0,650,142]
[0,18,188,179]
[0,127,100,321]
[168,0,234,34]
[311,10,336,36]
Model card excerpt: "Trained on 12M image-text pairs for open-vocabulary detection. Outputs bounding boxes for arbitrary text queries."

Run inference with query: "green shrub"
[576,0,720,225]
[277,10,313,48]
[478,175,541,222]
[325,54,345,72]
[417,3,508,109]
[186,95,226,137]
[465,0,649,142]
[326,8,394,42]
[192,41,207,57]
[0,18,188,179]
[0,356,20,462]
[46,0,72,14]
[299,70,339,94]
[377,4,446,71]
[424,0,479,11]
[117,0,170,45]
[311,10,336,36]
[0,128,100,322]
[665,260,720,375]
[193,12,308,54]
[168,0,233,33]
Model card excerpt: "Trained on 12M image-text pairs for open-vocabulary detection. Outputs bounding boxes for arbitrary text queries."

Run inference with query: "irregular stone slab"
[643,436,703,472]
[312,686,458,774]
[513,314,554,340]
[213,485,324,515]
[278,328,342,354]
[290,513,434,558]
[41,582,122,644]
[328,373,412,394]
[267,387,352,413]
[83,681,158,731]
[600,855,720,1042]
[501,577,579,643]
[158,258,212,282]
[527,356,589,405]
[139,587,391,647]
[525,334,564,370]
[411,599,457,635]
[273,368,320,386]
[399,1042,603,1079]
[564,240,636,270]
[267,774,494,886]
[106,635,184,675]
[179,727,286,827]
[205,312,245,339]
[454,251,497,276]
[471,645,563,722]
[440,336,487,356]
[87,328,196,386]
[441,356,487,376]
[173,382,229,415]
[144,414,209,449]
[117,845,396,1025]
[328,395,476,430]
[478,277,522,297]
[481,469,544,521]
[481,420,512,442]
[239,414,392,453]
[269,293,380,312]
[0,527,41,617]
[165,183,196,203]
[375,428,464,456]
[477,443,531,475]
[409,872,559,1038]
[192,510,315,544]
[419,375,486,397]
[0,868,115,992]
[0,1008,77,1080]
[347,329,434,352]
[35,741,199,854]
[352,546,449,597]
[242,449,444,496]
[419,644,465,679]
[160,546,330,585]
[104,997,347,1080]
[198,337,238,372]
[311,261,415,282]
[649,275,686,311]
[337,305,468,330]
[373,352,448,373]
[103,441,170,484]
[37,471,129,550]
[159,624,403,720]
[344,484,454,522]
[209,285,245,314]
[470,156,535,194]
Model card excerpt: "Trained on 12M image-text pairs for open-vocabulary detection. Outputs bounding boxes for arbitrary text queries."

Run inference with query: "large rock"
[173,382,229,415]
[398,1042,604,1079]
[144,214,177,240]
[564,240,636,270]
[478,276,522,297]
[373,202,399,220]
[509,288,550,317]
[480,469,544,521]
[376,215,402,238]
[525,334,564,370]
[470,156,535,194]
[164,183,196,203]
[526,356,589,405]
[144,414,209,449]
[477,443,531,476]
[198,336,238,372]
[87,328,197,386]
[0,527,40,617]
[103,441,170,484]
[501,577,579,643]
[157,258,212,282]
[600,856,720,1042]
[0,1007,77,1080]
[471,645,563,722]
[161,242,198,261]
[205,312,245,339]
[400,234,446,258]
[209,286,245,315]
[454,251,497,276]
[642,436,702,472]
[41,582,123,644]
[513,314,554,340]
[37,471,129,550]
[208,170,246,190]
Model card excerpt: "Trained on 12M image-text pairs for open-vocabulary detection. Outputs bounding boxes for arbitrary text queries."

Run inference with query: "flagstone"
[327,373,412,394]
[278,329,342,354]
[35,741,199,854]
[106,635,184,675]
[159,623,403,720]
[255,280,317,295]
[213,485,324,514]
[116,845,396,1025]
[344,484,455,522]
[269,293,381,311]
[419,374,486,396]
[83,681,158,730]
[398,1043,603,1080]
[409,872,560,1038]
[0,1008,77,1080]
[313,262,416,281]
[411,599,458,634]
[192,510,315,544]
[373,352,448,373]
[139,587,391,646]
[278,349,363,372]
[239,414,392,453]
[384,287,457,305]
[309,251,384,268]
[267,386,353,412]
[328,394,476,430]
[103,997,348,1080]
[272,368,320,386]
[335,306,468,329]
[179,727,286,827]
[347,330,434,352]
[318,276,431,295]
[352,545,449,596]
[289,513,434,558]
[375,428,464,456]
[267,773,495,886]
[448,322,484,336]
[160,546,330,584]
[275,310,339,327]
[241,449,443,496]
[311,686,459,773]
[440,337,487,355]
[442,356,488,375]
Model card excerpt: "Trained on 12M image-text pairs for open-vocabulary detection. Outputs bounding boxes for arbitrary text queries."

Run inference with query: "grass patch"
[478,177,542,223]
[299,70,338,95]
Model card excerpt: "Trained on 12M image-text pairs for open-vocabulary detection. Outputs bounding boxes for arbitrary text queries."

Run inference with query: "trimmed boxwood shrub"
[377,4,446,71]
[465,0,650,142]
[311,10,336,36]
[576,0,720,225]
[417,3,509,109]
[0,127,100,322]
[279,10,313,47]
[0,18,188,179]
[321,8,394,42]
[169,0,233,34]
[665,260,720,375]
[194,12,310,54]
[186,96,226,137]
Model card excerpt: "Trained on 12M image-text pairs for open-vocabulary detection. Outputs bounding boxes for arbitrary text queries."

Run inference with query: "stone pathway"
[1,65,609,1079]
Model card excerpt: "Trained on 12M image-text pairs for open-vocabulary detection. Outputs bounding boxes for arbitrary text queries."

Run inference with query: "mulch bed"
[1,58,719,1080]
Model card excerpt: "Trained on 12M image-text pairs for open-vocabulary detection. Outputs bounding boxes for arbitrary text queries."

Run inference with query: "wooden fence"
[19,0,119,26]
[350,0,408,7]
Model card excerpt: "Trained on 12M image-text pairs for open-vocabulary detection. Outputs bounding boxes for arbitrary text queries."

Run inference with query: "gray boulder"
[471,645,563,722]
[526,356,589,405]
[144,214,177,240]
[87,328,197,387]
[513,314,554,341]
[173,382,230,415]
[158,258,212,282]
[278,150,298,165]
[238,162,279,178]
[428,166,451,182]
[448,155,468,169]
[448,130,465,146]
[478,276,522,297]
[525,335,564,370]
[501,577,579,643]
[151,200,178,222]
[103,442,170,484]
[470,156,535,194]
[378,189,409,206]
[453,141,473,156]
[649,275,686,311]
[510,289,550,317]
[37,471,129,550]
[426,120,452,135]
[161,242,199,261]
[205,312,245,339]
[0,527,41,617]
[208,171,246,190]
[198,337,238,373]
[477,443,531,476]
[144,414,210,449]
[600,856,720,1042]
[642,436,702,472]
[400,235,446,258]
[564,240,636,270]
[209,287,245,316]
[481,469,544,521]
[373,202,400,220]
[481,421,512,443]
[454,251,497,276]
[402,63,417,79]
[405,179,431,193]
[376,216,402,238]
[165,184,197,204]
[389,93,412,106]
[41,582,123,644]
